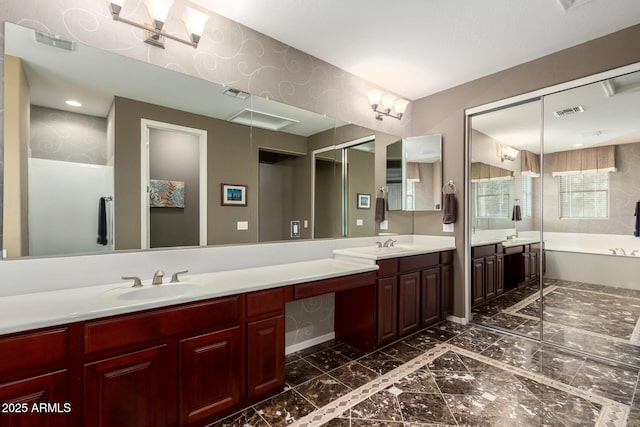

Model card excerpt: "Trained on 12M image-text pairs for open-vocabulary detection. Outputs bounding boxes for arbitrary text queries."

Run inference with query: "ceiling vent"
[35,30,74,51]
[580,130,603,137]
[223,87,250,100]
[553,105,585,118]
[228,108,299,131]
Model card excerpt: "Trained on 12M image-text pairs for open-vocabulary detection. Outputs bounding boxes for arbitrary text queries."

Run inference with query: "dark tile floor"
[472,278,640,367]
[210,320,639,426]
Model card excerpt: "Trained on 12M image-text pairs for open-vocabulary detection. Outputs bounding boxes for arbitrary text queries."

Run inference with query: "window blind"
[559,172,609,218]
[474,180,511,218]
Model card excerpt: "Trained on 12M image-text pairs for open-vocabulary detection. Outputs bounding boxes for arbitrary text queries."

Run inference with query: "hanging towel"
[443,193,457,224]
[375,197,386,223]
[97,197,108,245]
[512,205,522,222]
[634,200,640,237]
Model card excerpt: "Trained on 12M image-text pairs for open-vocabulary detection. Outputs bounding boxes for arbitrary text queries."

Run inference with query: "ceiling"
[191,0,640,100]
[471,70,640,154]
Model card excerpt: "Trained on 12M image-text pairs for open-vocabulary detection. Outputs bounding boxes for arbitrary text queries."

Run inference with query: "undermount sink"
[105,283,203,301]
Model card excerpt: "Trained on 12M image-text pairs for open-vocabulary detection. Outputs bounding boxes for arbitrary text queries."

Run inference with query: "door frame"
[140,119,208,249]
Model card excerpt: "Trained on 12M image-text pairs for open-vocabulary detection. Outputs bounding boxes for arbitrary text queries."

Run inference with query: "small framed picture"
[357,193,371,209]
[221,184,247,206]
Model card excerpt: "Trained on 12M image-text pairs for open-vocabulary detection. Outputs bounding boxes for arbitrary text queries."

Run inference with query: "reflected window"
[559,172,609,219]
[473,180,511,218]
[523,176,533,218]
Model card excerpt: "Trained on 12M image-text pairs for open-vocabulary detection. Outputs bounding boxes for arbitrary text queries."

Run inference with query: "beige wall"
[411,24,640,318]
[113,96,307,249]
[3,55,29,257]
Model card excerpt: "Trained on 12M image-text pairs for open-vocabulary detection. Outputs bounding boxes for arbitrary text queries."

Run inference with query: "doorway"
[140,119,207,249]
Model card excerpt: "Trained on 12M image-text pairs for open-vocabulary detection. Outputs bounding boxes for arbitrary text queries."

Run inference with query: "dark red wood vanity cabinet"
[83,296,243,427]
[376,250,454,347]
[0,328,71,427]
[245,287,286,401]
[471,244,504,307]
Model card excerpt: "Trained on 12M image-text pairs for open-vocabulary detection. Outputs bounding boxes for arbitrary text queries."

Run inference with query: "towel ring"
[442,180,456,194]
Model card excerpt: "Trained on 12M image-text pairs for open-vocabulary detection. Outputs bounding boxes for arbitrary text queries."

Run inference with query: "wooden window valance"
[520,150,540,177]
[471,162,514,182]
[552,145,616,176]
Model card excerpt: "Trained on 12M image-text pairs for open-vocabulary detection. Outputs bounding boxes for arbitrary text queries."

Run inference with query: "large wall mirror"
[467,64,640,368]
[2,21,410,259]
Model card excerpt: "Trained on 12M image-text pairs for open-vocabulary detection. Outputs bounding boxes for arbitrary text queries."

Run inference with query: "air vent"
[580,130,603,137]
[553,105,584,118]
[35,31,74,51]
[223,87,250,100]
[228,108,299,131]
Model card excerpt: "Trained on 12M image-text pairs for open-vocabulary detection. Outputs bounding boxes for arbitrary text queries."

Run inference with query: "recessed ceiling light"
[573,143,584,147]
[65,100,82,107]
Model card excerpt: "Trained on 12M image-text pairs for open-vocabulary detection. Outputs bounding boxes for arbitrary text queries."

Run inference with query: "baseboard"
[446,315,468,325]
[285,332,335,355]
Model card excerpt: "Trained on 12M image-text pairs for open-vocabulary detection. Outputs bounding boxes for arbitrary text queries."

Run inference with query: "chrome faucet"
[375,241,383,248]
[152,270,165,285]
[383,239,397,248]
[609,248,617,255]
[631,250,639,256]
[170,270,189,283]
[617,248,627,256]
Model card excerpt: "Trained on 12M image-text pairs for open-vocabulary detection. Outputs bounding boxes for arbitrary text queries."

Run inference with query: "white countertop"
[471,238,540,248]
[333,242,456,261]
[0,258,378,335]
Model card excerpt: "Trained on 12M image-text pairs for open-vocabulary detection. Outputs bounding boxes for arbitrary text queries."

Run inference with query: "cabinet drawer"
[0,328,68,380]
[398,253,439,272]
[85,296,240,355]
[503,245,524,256]
[376,258,398,277]
[293,271,377,300]
[247,288,285,320]
[472,244,496,258]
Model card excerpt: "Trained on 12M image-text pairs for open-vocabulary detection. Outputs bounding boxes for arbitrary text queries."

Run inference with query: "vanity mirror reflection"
[3,21,410,259]
[386,134,443,212]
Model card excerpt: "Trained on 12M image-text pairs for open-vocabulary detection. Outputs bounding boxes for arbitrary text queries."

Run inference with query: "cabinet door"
[398,272,421,337]
[420,267,440,327]
[530,251,539,280]
[441,264,454,320]
[522,252,531,283]
[180,327,242,425]
[496,255,505,295]
[85,345,169,427]
[247,316,285,400]
[485,255,497,300]
[0,370,67,427]
[472,258,485,306]
[377,277,398,346]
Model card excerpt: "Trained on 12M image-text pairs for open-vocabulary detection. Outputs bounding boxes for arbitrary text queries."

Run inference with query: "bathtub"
[543,232,640,290]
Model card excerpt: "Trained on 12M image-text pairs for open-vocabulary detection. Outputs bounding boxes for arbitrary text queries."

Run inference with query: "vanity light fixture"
[108,0,209,48]
[366,89,409,120]
[498,144,519,162]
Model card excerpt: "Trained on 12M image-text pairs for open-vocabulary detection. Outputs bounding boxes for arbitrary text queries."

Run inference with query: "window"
[522,176,532,217]
[559,172,609,219]
[474,179,511,218]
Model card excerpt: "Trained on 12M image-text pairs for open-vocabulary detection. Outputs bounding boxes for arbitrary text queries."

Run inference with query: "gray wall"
[149,127,200,248]
[30,105,108,165]
[411,24,640,318]
[542,142,640,234]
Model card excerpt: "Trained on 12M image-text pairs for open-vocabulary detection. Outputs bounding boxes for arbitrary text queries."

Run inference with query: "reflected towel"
[512,205,522,222]
[443,193,457,224]
[635,200,640,237]
[375,197,386,223]
[97,197,108,246]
